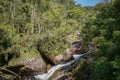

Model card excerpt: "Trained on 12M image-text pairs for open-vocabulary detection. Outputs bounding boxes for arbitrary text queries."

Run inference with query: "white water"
[35,46,91,80]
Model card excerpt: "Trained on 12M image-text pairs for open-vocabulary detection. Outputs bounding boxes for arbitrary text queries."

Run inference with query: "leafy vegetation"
[0,0,120,80]
[81,0,120,80]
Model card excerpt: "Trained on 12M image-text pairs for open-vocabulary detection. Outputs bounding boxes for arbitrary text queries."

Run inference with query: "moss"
[20,50,40,58]
[8,50,41,66]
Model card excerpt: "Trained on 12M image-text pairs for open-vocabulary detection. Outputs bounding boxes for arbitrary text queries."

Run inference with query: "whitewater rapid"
[34,46,91,80]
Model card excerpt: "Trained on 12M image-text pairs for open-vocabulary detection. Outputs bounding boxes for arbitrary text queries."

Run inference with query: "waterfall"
[34,50,90,80]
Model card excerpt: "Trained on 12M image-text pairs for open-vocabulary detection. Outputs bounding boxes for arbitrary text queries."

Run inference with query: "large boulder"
[37,31,83,64]
[7,50,47,74]
[40,41,83,64]
[40,51,70,65]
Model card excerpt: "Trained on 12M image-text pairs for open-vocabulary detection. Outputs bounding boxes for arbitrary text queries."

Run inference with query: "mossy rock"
[7,50,47,74]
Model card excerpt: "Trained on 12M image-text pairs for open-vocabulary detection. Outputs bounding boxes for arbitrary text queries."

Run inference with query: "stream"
[34,47,91,80]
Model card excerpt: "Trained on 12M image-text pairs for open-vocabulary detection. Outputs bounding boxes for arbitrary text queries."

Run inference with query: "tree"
[90,57,113,80]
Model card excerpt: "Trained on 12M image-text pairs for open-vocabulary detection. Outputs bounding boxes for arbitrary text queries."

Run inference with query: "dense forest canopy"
[0,0,120,80]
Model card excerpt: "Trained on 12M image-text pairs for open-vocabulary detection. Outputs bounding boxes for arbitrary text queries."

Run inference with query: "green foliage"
[67,8,83,19]
[97,41,114,57]
[90,57,113,80]
[113,31,120,44]
[81,0,120,80]
[0,25,13,49]
[37,26,74,56]
[0,0,119,80]
[111,57,120,80]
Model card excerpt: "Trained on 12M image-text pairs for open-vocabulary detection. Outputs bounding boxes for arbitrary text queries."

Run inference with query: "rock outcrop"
[39,41,83,64]
[7,51,47,74]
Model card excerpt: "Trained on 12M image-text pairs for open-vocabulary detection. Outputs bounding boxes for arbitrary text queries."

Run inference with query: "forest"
[0,0,120,80]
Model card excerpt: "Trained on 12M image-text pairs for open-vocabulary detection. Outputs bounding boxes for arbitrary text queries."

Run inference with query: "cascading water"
[34,46,91,80]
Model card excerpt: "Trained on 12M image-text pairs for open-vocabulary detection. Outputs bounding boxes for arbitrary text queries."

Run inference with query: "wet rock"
[54,73,73,80]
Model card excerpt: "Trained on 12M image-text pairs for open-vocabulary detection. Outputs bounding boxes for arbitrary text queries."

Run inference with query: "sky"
[74,0,102,6]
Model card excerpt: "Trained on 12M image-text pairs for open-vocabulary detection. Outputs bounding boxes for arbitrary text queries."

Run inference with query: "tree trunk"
[30,1,35,34]
[10,2,15,30]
